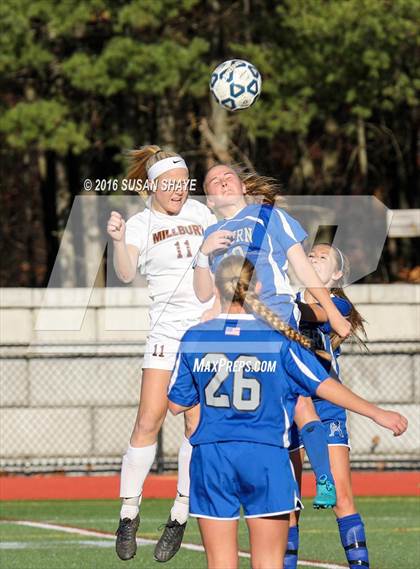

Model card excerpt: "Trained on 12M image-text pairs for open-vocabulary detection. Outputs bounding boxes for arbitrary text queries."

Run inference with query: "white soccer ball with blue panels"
[210,59,262,111]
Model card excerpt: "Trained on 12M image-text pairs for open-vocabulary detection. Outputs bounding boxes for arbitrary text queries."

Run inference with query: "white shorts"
[143,320,198,371]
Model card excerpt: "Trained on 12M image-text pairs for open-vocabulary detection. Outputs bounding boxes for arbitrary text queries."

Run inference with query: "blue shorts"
[190,441,303,520]
[289,419,350,453]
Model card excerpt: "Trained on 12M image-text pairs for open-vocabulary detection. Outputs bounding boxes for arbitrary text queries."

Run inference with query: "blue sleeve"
[283,342,330,397]
[167,347,199,407]
[331,295,352,318]
[209,255,216,274]
[203,222,218,241]
[271,208,308,253]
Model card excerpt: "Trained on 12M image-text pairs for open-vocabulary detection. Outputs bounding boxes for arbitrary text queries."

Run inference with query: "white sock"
[119,443,157,519]
[169,437,192,524]
[170,493,189,525]
[177,436,193,497]
[120,500,140,520]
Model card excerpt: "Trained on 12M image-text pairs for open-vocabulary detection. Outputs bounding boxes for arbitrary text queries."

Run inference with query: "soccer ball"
[210,59,262,111]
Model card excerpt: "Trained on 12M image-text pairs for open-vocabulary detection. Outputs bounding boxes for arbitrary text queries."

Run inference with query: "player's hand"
[107,211,126,242]
[201,230,234,255]
[374,409,408,437]
[329,313,351,338]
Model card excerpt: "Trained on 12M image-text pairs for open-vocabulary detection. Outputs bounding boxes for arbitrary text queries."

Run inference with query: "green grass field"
[1,497,419,569]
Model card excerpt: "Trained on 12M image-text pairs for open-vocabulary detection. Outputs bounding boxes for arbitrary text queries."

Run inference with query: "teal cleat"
[313,474,337,509]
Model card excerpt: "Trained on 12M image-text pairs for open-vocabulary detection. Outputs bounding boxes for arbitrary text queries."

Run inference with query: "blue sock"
[337,513,370,568]
[300,421,333,482]
[283,525,299,569]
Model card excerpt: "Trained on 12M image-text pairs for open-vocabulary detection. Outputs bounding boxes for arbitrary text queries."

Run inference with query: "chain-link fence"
[0,341,419,475]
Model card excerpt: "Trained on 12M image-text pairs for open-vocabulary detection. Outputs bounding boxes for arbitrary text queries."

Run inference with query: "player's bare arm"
[316,379,408,437]
[193,265,215,302]
[296,301,328,323]
[107,210,139,283]
[168,401,197,416]
[194,231,233,302]
[287,243,351,337]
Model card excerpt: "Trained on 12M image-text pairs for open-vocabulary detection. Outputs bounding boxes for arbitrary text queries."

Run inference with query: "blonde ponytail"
[215,256,330,360]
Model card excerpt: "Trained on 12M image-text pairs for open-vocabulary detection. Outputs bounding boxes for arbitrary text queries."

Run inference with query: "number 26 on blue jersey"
[203,353,262,412]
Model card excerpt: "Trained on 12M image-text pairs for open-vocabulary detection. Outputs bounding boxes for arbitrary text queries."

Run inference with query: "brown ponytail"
[126,145,183,196]
[215,256,330,360]
[330,287,367,351]
[240,170,285,207]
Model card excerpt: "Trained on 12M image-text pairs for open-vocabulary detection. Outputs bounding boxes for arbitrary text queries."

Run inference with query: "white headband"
[147,156,188,181]
[332,246,345,272]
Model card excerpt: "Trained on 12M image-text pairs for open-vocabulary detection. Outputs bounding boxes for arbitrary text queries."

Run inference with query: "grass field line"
[6,520,347,568]
[0,539,116,549]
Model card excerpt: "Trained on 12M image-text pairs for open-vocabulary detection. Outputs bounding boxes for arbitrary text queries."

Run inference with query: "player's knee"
[334,488,355,516]
[133,414,161,439]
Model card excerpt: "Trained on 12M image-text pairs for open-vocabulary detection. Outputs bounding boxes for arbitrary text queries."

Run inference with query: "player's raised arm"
[193,261,214,302]
[287,243,351,338]
[107,210,139,283]
[316,379,408,437]
[193,231,233,302]
[284,342,408,438]
[297,301,328,323]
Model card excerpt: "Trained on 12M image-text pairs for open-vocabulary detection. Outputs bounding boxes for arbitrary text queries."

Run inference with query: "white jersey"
[125,198,216,330]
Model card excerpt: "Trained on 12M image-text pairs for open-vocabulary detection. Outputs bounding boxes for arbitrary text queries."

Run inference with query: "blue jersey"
[297,291,352,422]
[204,204,307,323]
[168,313,330,448]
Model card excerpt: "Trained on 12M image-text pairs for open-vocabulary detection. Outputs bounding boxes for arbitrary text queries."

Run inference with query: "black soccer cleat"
[153,516,187,563]
[115,515,140,560]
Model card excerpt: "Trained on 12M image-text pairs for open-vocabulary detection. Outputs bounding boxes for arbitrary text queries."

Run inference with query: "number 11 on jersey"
[153,344,165,357]
[174,240,192,259]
